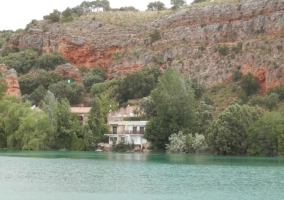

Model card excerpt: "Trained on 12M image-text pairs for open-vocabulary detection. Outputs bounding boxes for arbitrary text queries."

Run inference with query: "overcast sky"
[0,0,193,31]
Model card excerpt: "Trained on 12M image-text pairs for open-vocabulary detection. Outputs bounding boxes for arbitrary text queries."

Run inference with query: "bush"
[48,81,84,104]
[0,48,39,74]
[247,112,284,156]
[267,85,284,101]
[149,29,162,43]
[115,67,162,103]
[216,44,229,56]
[249,93,279,111]
[240,72,260,96]
[82,67,107,92]
[232,70,242,81]
[43,9,61,22]
[37,52,68,70]
[1,46,19,57]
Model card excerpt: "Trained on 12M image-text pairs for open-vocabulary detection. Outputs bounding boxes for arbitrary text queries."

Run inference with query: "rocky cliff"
[0,64,21,96]
[5,0,284,92]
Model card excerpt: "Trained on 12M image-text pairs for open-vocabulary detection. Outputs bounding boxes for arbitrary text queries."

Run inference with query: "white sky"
[0,0,193,31]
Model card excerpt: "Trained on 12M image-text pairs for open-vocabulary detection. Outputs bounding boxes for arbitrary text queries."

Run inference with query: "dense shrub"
[216,44,229,56]
[115,67,162,103]
[43,9,61,22]
[19,71,63,95]
[149,29,162,43]
[82,67,107,92]
[37,52,68,70]
[232,70,242,81]
[0,48,38,73]
[240,72,260,96]
[249,93,279,111]
[267,84,284,101]
[48,81,84,104]
[247,112,284,156]
[1,46,19,57]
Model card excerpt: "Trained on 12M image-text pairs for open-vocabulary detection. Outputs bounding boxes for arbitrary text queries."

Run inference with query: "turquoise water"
[0,151,284,200]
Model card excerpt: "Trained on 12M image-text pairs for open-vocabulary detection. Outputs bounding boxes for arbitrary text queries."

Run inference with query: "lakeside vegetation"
[1,0,284,156]
[2,58,284,156]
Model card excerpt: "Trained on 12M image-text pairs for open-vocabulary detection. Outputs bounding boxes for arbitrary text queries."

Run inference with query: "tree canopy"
[170,0,186,7]
[144,67,197,151]
[207,104,264,155]
[147,1,166,11]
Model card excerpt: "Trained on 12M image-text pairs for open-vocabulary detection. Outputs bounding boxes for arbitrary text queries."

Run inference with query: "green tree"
[0,48,39,73]
[249,93,279,111]
[247,112,284,156]
[149,29,162,43]
[115,67,161,103]
[0,96,21,148]
[241,72,260,96]
[0,75,7,99]
[207,104,264,155]
[72,6,84,17]
[94,0,111,11]
[170,0,186,7]
[140,96,157,117]
[4,98,32,149]
[267,84,284,101]
[1,46,19,57]
[196,101,213,134]
[48,81,84,104]
[147,1,166,11]
[144,67,197,151]
[82,67,107,92]
[151,67,197,131]
[144,117,174,151]
[37,52,68,70]
[118,6,138,11]
[42,91,58,145]
[62,7,74,22]
[84,98,107,149]
[54,98,79,149]
[19,71,62,95]
[26,86,47,106]
[192,0,208,4]
[43,9,61,22]
[16,110,53,150]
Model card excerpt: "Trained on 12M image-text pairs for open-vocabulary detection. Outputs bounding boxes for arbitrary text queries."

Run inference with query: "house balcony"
[106,131,145,135]
[124,130,144,135]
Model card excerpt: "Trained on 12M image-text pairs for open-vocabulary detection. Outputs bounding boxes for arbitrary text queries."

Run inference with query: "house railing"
[106,131,145,135]
[124,131,144,134]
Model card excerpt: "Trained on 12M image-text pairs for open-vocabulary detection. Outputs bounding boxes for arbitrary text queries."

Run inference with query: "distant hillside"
[2,0,284,92]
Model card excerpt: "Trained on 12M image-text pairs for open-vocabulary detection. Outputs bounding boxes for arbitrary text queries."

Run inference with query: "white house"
[105,105,148,149]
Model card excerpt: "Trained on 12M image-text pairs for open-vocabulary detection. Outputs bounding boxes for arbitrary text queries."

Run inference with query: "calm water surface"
[0,151,284,200]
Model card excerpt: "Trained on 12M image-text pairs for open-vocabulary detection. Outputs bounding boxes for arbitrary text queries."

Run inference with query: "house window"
[133,127,137,134]
[113,126,117,134]
[140,127,144,134]
[110,137,117,142]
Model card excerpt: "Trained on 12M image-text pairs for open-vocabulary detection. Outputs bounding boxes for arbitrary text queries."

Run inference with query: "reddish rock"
[0,64,21,96]
[55,63,82,81]
[4,0,284,92]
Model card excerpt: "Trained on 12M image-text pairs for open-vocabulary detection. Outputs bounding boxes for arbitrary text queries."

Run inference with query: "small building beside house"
[105,105,148,149]
[70,106,91,124]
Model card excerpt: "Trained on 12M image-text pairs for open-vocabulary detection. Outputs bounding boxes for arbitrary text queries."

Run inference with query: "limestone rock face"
[0,64,21,96]
[5,0,284,91]
[55,63,82,81]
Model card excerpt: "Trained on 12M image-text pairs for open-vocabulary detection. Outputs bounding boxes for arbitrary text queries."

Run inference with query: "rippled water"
[0,151,284,200]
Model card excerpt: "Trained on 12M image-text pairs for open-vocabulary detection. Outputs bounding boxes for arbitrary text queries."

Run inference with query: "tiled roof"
[70,107,91,114]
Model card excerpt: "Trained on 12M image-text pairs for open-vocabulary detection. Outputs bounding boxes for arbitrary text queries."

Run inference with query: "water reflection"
[1,151,284,200]
[1,150,284,166]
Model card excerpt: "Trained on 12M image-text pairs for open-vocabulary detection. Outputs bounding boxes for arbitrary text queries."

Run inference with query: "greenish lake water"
[0,151,284,200]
